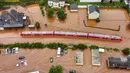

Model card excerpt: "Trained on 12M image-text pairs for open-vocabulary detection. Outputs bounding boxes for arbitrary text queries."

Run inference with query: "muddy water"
[87,8,130,30]
[27,4,39,8]
[0,49,130,73]
[0,5,130,49]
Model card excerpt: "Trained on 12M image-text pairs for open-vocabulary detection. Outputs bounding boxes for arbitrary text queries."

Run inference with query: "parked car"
[50,57,53,63]
[69,70,76,73]
[19,56,25,60]
[57,47,61,57]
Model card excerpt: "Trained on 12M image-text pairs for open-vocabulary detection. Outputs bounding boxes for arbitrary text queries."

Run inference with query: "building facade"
[48,0,65,8]
[88,5,100,19]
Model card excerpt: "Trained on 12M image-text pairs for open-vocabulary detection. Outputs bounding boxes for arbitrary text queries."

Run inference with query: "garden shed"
[88,5,100,19]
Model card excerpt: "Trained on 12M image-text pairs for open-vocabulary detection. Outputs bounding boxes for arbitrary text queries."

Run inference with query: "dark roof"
[0,9,24,28]
[88,5,100,14]
[70,3,78,10]
[108,56,130,69]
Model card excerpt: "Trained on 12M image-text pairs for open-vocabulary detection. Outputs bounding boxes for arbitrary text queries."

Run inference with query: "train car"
[21,31,32,36]
[20,31,122,41]
[54,31,66,36]
[76,32,88,37]
[87,33,122,41]
[31,31,42,36]
[110,36,122,41]
[41,31,54,36]
[63,32,77,36]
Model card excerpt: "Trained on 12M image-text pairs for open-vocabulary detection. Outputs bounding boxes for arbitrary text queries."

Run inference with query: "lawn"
[5,0,19,2]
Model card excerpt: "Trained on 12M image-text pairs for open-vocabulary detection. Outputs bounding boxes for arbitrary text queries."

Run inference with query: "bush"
[49,65,63,73]
[39,0,47,6]
[46,43,68,49]
[96,18,100,22]
[46,43,58,49]
[47,7,54,17]
[122,48,130,55]
[113,48,119,52]
[72,44,87,50]
[122,4,130,13]
[100,47,112,51]
[89,45,98,49]
[57,9,67,20]
[35,22,40,29]
[39,6,44,16]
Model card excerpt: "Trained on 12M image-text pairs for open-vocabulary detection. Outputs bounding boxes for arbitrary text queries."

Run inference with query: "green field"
[5,0,20,2]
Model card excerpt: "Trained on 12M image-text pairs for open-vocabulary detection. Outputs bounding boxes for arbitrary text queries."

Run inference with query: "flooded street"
[0,5,130,48]
[0,49,129,73]
[0,4,130,73]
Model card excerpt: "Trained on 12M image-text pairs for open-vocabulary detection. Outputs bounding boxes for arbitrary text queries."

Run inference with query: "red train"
[20,31,123,41]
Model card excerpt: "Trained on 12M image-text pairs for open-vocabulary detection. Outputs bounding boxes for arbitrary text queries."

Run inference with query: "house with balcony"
[48,0,65,8]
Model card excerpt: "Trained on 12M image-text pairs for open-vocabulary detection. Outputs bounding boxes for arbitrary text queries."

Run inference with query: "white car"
[57,47,61,57]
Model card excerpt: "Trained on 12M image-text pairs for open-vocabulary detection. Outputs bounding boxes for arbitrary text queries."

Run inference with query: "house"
[107,56,130,69]
[102,0,120,2]
[70,3,78,12]
[88,5,100,19]
[76,52,83,65]
[0,9,26,29]
[48,0,65,8]
[80,0,101,2]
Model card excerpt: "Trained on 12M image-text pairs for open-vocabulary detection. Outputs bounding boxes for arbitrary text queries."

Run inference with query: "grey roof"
[0,9,24,28]
[108,56,130,69]
[88,5,100,14]
[70,3,78,10]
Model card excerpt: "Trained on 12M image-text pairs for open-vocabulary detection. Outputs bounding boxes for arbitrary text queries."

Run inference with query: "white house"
[48,0,65,8]
[88,5,100,19]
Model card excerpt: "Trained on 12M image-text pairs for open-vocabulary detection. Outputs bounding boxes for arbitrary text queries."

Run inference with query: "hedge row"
[0,42,87,50]
[78,1,126,7]
[0,42,120,52]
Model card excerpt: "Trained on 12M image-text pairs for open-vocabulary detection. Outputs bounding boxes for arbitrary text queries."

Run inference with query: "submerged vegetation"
[0,42,123,53]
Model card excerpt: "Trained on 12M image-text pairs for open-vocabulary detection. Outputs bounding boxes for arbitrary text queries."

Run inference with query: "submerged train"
[20,31,123,41]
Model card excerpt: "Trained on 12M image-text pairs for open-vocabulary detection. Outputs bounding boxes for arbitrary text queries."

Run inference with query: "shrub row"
[0,42,120,52]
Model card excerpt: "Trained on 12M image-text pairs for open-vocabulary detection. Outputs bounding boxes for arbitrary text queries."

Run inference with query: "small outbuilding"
[88,5,100,19]
[70,3,78,12]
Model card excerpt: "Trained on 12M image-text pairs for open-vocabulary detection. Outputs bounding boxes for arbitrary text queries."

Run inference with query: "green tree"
[96,18,100,22]
[113,48,119,52]
[66,0,76,3]
[57,9,67,20]
[89,45,98,49]
[39,0,47,6]
[122,48,130,55]
[72,44,87,50]
[35,22,40,29]
[49,65,63,73]
[47,7,54,17]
